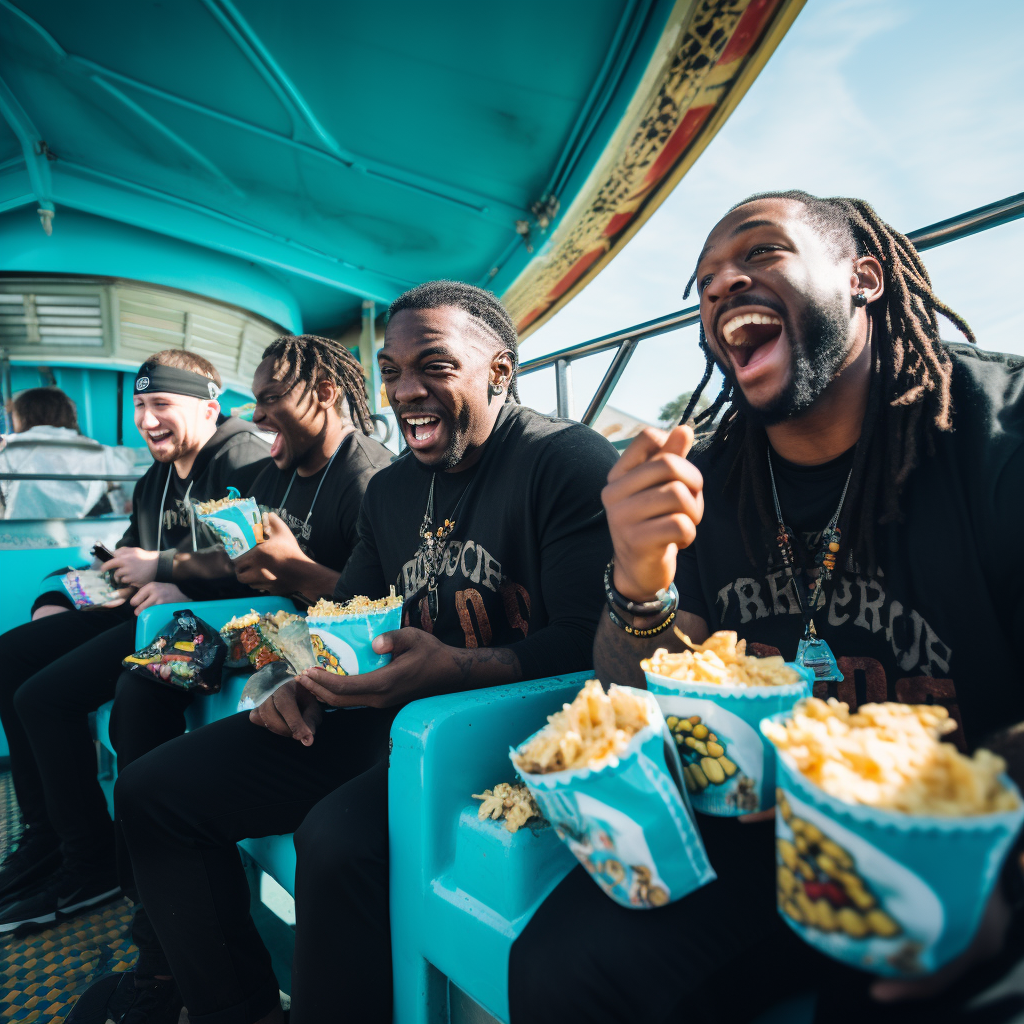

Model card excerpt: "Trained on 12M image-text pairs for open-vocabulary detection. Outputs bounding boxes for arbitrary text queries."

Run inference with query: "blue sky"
[518,0,1024,424]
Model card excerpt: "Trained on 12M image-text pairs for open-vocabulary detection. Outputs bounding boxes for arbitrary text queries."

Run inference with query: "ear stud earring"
[853,292,868,307]
[489,383,504,396]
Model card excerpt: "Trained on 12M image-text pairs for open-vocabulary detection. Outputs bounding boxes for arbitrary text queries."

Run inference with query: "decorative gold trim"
[504,0,807,339]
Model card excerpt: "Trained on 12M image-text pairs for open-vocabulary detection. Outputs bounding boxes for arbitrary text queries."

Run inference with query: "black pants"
[0,605,134,862]
[117,706,396,1024]
[510,817,1023,1024]
[108,669,194,977]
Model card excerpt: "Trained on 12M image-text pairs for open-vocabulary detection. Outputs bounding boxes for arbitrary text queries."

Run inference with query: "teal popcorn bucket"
[195,497,262,558]
[762,715,1024,976]
[645,666,812,816]
[512,688,715,909]
[306,605,402,676]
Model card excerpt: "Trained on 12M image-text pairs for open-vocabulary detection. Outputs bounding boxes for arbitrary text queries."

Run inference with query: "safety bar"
[518,191,1024,426]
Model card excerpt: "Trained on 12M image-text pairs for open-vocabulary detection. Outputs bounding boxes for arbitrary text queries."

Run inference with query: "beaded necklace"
[767,445,852,681]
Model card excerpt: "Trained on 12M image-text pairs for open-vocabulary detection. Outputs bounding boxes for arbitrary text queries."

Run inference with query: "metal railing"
[518,191,1024,425]
[0,473,143,482]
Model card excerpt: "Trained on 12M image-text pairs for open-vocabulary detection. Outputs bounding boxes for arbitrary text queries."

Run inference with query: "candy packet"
[193,493,263,558]
[305,592,403,675]
[511,681,714,909]
[220,610,284,670]
[61,568,121,608]
[123,608,227,693]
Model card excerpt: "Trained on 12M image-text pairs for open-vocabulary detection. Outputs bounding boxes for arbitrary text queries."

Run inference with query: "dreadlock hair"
[386,280,520,402]
[261,334,374,436]
[681,190,976,575]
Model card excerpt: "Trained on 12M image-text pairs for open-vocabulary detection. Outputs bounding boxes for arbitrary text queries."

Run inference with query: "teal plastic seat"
[389,672,590,1024]
[93,595,300,894]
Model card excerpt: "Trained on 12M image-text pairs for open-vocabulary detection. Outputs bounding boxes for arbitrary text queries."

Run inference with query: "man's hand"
[296,628,520,709]
[233,513,337,599]
[248,679,322,746]
[130,582,190,614]
[102,547,160,587]
[602,425,704,602]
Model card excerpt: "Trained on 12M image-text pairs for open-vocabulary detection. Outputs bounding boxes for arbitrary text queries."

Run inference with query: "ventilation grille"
[0,292,104,347]
[117,286,279,383]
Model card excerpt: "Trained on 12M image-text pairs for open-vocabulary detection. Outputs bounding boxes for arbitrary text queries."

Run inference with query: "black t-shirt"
[336,403,618,681]
[249,430,392,573]
[677,344,1024,748]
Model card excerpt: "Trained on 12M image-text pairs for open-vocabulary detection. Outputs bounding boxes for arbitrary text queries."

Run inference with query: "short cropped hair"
[146,348,222,389]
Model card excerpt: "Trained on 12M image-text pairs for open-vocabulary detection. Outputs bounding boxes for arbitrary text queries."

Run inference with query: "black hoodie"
[117,415,270,583]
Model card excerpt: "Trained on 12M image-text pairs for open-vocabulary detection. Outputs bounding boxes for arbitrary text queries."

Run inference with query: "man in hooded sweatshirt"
[0,348,269,931]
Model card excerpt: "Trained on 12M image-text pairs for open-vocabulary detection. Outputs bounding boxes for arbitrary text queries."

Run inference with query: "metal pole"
[582,337,641,426]
[555,358,574,419]
[908,192,1024,251]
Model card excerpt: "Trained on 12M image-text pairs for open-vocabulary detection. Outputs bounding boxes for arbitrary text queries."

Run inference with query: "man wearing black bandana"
[0,349,268,937]
[114,282,617,1024]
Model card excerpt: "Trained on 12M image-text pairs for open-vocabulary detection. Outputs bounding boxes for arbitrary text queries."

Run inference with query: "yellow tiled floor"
[0,773,138,1022]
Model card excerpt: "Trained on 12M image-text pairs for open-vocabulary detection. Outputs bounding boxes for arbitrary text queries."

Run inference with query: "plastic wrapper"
[512,686,714,909]
[61,568,121,608]
[645,663,812,816]
[763,711,1024,976]
[123,608,226,693]
[194,495,263,558]
[305,595,402,675]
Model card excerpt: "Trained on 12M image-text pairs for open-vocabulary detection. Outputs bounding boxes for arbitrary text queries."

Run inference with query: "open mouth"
[147,430,172,445]
[719,312,784,370]
[269,432,284,459]
[402,414,442,446]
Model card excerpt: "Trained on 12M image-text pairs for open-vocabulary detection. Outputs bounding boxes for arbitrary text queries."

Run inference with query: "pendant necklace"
[418,472,471,620]
[767,445,852,682]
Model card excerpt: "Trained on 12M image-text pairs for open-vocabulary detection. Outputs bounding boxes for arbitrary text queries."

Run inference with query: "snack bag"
[219,610,283,670]
[305,594,403,675]
[123,609,227,693]
[61,568,121,608]
[194,495,263,558]
[643,631,812,816]
[762,700,1024,976]
[511,681,714,909]
[237,611,319,710]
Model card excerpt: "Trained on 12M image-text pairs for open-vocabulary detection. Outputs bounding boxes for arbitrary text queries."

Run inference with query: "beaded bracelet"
[606,602,677,638]
[603,559,677,617]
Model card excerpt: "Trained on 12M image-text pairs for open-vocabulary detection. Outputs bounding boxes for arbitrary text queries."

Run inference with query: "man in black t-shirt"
[0,349,269,933]
[510,193,1024,1024]
[112,282,616,1024]
[170,334,392,605]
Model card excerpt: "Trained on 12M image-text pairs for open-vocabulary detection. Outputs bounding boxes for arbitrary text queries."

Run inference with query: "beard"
[730,291,851,427]
[148,437,185,463]
[436,406,473,469]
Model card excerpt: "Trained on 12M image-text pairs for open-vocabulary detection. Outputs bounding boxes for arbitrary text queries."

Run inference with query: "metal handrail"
[0,473,143,482]
[519,191,1024,425]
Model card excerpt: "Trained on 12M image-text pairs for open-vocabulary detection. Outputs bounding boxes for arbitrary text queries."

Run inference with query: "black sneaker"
[62,971,183,1024]
[63,970,138,1023]
[0,861,121,933]
[122,976,184,1024]
[0,824,61,901]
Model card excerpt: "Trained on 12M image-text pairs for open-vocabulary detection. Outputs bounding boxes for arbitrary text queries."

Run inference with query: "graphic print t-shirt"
[336,403,618,682]
[249,430,392,572]
[676,344,1024,749]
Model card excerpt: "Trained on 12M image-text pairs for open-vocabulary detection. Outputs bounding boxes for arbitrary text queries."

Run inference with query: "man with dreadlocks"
[510,192,1024,1024]
[113,281,617,1024]
[67,334,392,1022]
